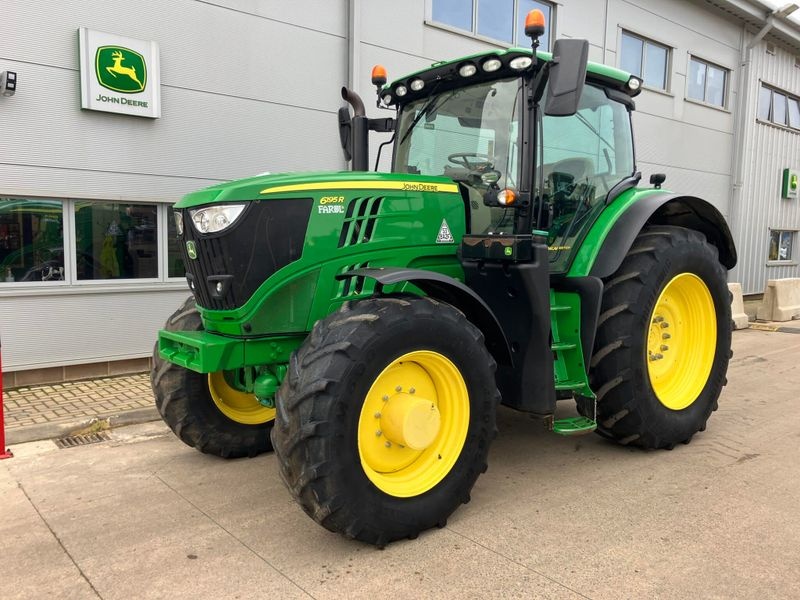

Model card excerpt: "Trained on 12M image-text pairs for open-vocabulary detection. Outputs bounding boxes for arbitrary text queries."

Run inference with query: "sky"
[759,0,800,25]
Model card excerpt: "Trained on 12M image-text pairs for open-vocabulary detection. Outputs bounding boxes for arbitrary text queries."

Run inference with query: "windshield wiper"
[575,112,615,151]
[397,81,451,147]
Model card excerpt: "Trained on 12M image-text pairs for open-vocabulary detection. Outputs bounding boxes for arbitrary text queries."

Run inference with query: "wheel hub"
[380,392,441,450]
[357,350,470,498]
[646,273,716,410]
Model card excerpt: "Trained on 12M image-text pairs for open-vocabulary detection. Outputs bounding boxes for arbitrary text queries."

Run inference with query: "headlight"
[189,204,246,234]
[509,56,532,70]
[482,58,502,72]
[395,84,408,97]
[409,78,425,91]
[458,63,477,77]
[173,210,183,236]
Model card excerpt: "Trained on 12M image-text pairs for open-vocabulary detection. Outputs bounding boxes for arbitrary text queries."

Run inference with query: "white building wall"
[731,37,800,294]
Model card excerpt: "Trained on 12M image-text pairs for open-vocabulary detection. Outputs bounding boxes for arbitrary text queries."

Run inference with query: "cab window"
[540,84,635,272]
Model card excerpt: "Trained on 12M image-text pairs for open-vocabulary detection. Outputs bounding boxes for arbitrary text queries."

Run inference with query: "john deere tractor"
[152,10,735,546]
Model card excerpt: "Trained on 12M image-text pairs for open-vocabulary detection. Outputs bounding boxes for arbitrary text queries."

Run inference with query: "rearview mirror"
[544,39,589,117]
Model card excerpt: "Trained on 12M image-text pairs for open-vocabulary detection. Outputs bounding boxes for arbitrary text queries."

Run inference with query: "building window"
[769,230,795,262]
[757,84,800,130]
[687,56,728,107]
[0,197,182,286]
[431,0,553,51]
[74,202,159,280]
[619,31,670,90]
[0,198,65,283]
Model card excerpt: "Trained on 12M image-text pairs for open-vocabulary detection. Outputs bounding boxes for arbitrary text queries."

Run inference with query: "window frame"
[426,0,555,52]
[0,196,185,290]
[618,29,672,93]
[767,228,797,265]
[685,55,730,109]
[757,82,800,132]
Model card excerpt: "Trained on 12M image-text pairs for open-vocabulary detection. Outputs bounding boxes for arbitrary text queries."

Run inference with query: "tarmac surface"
[2,323,800,599]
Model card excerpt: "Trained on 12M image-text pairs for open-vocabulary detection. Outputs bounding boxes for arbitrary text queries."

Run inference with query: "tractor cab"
[388,56,639,274]
[340,35,643,275]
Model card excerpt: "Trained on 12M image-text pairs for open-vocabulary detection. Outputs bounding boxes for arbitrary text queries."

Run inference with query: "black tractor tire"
[582,225,731,449]
[151,296,274,458]
[271,296,500,547]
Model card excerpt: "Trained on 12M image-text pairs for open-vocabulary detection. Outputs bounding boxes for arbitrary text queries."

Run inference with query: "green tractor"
[152,11,735,546]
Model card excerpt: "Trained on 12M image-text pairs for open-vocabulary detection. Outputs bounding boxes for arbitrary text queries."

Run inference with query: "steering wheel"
[447,152,493,171]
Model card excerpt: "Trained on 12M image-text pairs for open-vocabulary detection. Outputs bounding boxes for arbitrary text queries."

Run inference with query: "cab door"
[539,84,635,273]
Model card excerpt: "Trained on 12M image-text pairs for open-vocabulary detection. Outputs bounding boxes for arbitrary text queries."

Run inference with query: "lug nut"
[382,395,389,402]
[649,353,664,361]
[374,412,381,418]
[662,333,671,340]
[661,345,669,352]
[660,322,669,329]
[376,430,382,437]
[385,441,392,448]
[653,316,664,323]
[395,386,402,392]
[409,387,415,394]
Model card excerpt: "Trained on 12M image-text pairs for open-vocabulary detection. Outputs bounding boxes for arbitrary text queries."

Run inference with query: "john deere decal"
[96,46,146,93]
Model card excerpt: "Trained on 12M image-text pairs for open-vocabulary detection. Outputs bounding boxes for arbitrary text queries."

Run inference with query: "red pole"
[0,336,14,459]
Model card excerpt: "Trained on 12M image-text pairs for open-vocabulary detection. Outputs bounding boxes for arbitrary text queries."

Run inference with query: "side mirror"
[650,173,666,189]
[338,106,352,162]
[544,39,589,117]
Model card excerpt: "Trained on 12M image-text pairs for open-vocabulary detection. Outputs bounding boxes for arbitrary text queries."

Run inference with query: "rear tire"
[271,296,499,546]
[151,297,275,458]
[583,226,731,449]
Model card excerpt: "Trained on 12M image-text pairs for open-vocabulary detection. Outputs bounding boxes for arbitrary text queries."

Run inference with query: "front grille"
[180,199,313,310]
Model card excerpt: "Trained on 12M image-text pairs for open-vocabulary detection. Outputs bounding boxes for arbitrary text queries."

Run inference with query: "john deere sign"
[79,28,160,118]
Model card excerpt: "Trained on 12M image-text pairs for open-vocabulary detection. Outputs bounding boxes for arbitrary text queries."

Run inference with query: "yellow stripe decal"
[260,180,459,195]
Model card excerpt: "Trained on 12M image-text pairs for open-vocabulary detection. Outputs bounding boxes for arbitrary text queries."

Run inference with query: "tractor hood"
[174,171,459,209]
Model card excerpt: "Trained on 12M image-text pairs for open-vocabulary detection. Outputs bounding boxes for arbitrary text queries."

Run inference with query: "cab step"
[552,416,597,436]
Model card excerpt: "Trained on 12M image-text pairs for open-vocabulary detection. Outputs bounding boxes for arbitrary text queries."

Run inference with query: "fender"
[585,193,737,279]
[337,267,513,366]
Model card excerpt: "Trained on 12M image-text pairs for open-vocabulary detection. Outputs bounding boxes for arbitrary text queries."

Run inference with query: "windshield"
[393,77,523,234]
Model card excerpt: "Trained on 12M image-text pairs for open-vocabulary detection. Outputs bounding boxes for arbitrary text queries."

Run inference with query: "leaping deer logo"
[106,50,142,88]
[95,46,147,93]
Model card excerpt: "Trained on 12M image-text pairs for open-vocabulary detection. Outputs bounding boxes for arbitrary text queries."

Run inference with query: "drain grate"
[55,431,111,449]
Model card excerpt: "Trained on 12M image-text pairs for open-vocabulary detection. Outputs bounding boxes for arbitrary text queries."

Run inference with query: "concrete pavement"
[2,324,800,599]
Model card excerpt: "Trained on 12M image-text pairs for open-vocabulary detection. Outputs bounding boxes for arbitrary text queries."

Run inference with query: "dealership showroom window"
[0,198,183,284]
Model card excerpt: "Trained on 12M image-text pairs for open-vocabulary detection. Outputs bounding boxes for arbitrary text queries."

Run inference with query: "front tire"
[585,226,731,449]
[271,296,499,546]
[151,297,275,458]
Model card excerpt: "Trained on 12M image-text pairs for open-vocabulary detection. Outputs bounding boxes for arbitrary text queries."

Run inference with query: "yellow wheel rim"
[357,351,470,498]
[646,273,716,411]
[208,372,276,425]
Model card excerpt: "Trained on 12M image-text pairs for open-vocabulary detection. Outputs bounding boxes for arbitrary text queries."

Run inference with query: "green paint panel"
[550,290,593,398]
[552,416,597,436]
[567,187,666,278]
[174,171,461,209]
[158,329,302,373]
